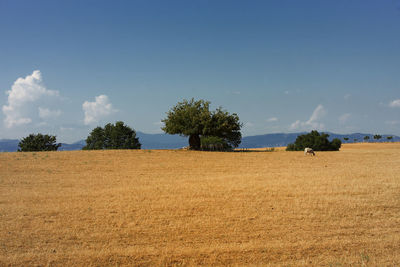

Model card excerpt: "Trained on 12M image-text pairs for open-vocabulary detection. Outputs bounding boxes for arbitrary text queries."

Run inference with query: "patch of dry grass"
[1,143,399,266]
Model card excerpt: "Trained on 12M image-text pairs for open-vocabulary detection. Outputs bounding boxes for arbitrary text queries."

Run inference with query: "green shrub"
[373,134,382,141]
[83,121,141,150]
[286,143,296,151]
[18,133,61,152]
[286,130,341,151]
[330,138,342,151]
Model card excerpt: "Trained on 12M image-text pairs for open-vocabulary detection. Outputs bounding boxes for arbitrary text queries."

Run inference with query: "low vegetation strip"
[0,143,400,266]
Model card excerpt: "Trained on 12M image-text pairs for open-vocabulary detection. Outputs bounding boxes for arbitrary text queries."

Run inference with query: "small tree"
[18,133,61,152]
[343,137,349,142]
[83,121,141,150]
[162,98,242,150]
[286,130,341,151]
[387,136,393,141]
[373,134,382,142]
[354,138,358,142]
[364,136,370,142]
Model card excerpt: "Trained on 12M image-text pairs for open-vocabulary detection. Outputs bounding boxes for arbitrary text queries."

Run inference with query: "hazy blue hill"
[239,132,400,148]
[0,139,19,152]
[136,132,187,149]
[57,132,188,151]
[239,133,306,148]
[325,133,400,144]
[59,140,87,151]
[1,132,399,152]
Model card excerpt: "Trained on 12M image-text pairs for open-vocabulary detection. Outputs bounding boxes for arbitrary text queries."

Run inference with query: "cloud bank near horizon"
[1,70,399,142]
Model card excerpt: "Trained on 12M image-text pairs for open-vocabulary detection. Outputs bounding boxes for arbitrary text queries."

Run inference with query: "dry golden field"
[1,143,400,266]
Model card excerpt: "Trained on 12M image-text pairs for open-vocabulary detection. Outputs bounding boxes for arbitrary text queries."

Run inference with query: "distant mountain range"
[239,132,400,148]
[1,132,399,152]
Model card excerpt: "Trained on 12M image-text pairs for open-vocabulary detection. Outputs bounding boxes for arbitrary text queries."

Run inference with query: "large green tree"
[18,133,61,152]
[162,98,242,150]
[83,121,141,150]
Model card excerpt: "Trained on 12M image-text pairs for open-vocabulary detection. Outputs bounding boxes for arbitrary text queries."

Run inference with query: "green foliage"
[200,136,231,151]
[373,134,382,141]
[387,136,393,141]
[330,138,342,151]
[162,98,242,150]
[343,137,349,141]
[286,143,295,151]
[206,108,242,148]
[364,136,370,141]
[18,133,61,152]
[286,130,341,151]
[162,99,211,136]
[83,127,105,150]
[83,121,141,150]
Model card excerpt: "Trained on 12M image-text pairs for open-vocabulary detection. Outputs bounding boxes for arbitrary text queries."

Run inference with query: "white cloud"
[245,122,254,127]
[308,104,326,123]
[386,120,400,125]
[2,70,59,128]
[60,127,75,131]
[339,113,351,124]
[389,99,400,108]
[82,95,116,125]
[267,117,278,122]
[36,121,48,127]
[290,120,302,129]
[290,104,326,130]
[38,107,62,119]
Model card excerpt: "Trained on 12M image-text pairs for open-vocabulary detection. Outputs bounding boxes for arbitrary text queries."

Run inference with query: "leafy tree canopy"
[18,133,61,152]
[205,108,242,148]
[83,121,141,150]
[162,98,242,150]
[286,130,341,151]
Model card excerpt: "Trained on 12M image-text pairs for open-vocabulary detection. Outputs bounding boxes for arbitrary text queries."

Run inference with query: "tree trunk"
[189,134,201,150]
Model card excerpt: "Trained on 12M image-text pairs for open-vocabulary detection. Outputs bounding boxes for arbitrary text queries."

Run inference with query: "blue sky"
[1,0,399,142]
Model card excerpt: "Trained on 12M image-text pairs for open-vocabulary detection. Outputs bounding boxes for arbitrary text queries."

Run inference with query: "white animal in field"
[304,147,315,156]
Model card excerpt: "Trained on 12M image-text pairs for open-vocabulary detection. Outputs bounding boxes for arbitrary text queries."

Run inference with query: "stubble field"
[0,143,399,266]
